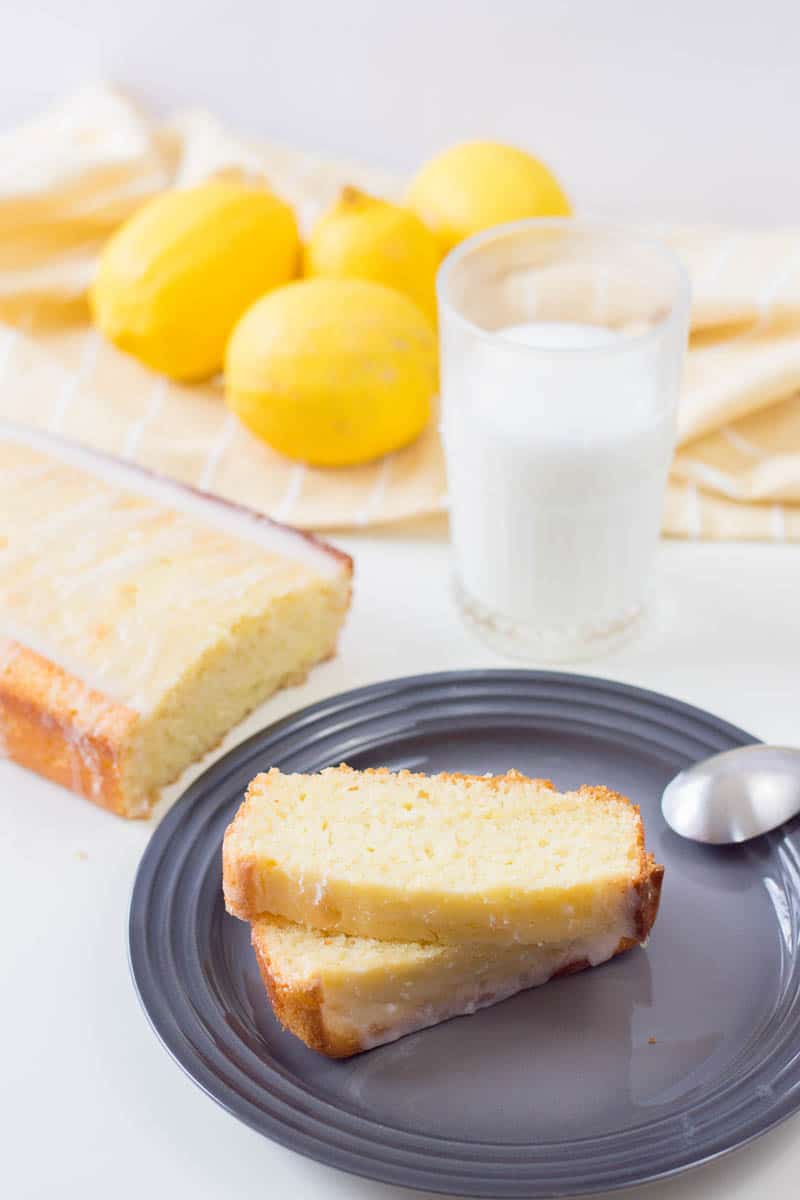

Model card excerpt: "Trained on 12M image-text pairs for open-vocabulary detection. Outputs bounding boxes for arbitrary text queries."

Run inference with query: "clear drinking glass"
[437,220,690,662]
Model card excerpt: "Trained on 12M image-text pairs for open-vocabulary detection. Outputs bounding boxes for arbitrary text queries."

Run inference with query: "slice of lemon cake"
[223,766,663,945]
[0,422,351,817]
[251,909,655,1058]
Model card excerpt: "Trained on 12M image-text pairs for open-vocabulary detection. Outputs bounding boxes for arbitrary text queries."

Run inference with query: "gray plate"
[129,670,800,1197]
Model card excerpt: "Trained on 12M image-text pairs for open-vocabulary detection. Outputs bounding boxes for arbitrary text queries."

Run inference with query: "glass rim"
[435,217,692,358]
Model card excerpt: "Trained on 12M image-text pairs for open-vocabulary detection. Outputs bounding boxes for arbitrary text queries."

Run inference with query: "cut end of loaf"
[0,437,352,817]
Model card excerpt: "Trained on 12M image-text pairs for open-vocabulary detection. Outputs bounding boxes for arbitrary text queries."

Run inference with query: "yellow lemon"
[305,186,441,321]
[407,140,571,255]
[90,180,300,381]
[225,278,436,467]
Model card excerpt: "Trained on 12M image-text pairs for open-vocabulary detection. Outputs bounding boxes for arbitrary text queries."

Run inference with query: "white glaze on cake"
[0,423,346,714]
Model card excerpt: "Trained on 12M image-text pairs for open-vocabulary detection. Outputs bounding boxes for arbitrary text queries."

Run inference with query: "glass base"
[454,577,645,664]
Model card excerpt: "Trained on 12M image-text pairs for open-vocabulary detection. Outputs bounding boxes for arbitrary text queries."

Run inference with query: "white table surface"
[2,524,799,1200]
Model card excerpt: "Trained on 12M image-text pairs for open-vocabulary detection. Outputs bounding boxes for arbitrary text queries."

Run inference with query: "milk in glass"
[442,321,675,654]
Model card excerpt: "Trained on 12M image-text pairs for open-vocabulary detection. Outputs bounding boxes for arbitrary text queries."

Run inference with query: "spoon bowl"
[662,744,800,844]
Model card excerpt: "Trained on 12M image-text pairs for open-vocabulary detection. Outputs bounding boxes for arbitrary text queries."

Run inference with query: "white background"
[2,4,800,1200]
[2,0,800,224]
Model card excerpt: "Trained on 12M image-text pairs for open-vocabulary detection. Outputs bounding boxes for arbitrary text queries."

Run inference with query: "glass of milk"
[437,220,690,661]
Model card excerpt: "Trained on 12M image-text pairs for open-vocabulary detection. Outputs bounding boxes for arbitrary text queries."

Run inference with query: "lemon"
[225,278,436,467]
[90,180,300,381]
[407,140,571,255]
[305,187,441,321]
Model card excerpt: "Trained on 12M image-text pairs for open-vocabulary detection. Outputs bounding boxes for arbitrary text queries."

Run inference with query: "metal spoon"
[662,745,800,844]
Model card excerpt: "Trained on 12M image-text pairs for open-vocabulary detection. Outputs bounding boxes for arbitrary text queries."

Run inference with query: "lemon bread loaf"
[224,766,663,945]
[251,910,653,1058]
[0,422,351,817]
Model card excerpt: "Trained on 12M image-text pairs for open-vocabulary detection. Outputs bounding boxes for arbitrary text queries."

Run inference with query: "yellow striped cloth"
[1,84,799,539]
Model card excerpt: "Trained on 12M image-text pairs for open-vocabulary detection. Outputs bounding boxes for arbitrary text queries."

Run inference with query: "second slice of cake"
[223,766,663,946]
[251,908,656,1058]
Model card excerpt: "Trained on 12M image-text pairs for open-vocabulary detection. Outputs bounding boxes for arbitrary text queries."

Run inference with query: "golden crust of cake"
[0,642,139,816]
[252,932,363,1058]
[577,783,664,939]
[223,765,663,945]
